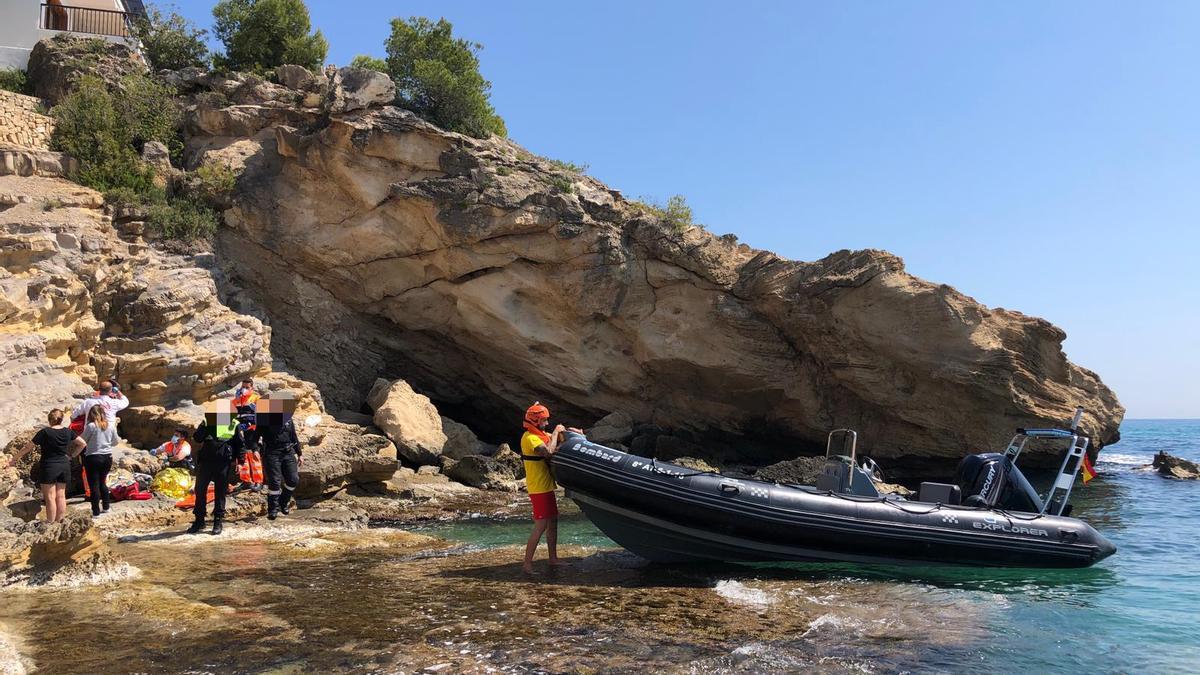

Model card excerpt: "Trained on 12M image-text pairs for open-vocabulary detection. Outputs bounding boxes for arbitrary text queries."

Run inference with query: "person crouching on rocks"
[257,393,303,520]
[151,426,193,470]
[7,409,86,523]
[521,402,571,574]
[188,399,245,536]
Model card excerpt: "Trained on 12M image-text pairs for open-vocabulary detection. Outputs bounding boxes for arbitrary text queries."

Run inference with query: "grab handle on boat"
[719,482,741,495]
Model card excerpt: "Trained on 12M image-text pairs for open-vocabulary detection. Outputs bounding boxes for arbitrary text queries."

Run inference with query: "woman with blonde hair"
[80,404,119,516]
[6,409,86,522]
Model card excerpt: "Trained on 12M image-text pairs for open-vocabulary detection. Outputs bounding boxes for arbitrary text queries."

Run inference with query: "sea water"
[421,419,1200,673]
[0,420,1195,673]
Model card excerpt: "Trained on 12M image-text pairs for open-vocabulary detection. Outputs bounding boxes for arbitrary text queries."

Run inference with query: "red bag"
[109,482,152,502]
[69,415,85,434]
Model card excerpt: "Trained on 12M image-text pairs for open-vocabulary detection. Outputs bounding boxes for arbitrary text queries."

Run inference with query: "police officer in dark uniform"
[258,393,303,520]
[188,398,245,536]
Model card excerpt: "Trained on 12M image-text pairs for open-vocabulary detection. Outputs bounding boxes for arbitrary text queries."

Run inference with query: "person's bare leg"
[547,517,567,565]
[40,484,57,522]
[55,484,67,522]
[524,519,549,574]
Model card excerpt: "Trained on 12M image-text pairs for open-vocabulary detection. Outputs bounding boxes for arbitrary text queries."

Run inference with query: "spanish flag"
[1081,453,1097,484]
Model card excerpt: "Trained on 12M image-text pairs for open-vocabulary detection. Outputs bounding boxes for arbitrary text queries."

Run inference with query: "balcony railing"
[40,3,133,38]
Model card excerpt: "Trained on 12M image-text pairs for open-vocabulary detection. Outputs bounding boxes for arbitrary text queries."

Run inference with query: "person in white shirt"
[71,379,129,428]
[151,426,193,469]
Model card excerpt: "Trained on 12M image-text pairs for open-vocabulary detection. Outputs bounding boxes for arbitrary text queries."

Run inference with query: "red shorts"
[529,491,558,520]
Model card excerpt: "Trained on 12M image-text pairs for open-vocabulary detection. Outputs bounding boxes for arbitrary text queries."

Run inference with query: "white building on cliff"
[0,0,145,70]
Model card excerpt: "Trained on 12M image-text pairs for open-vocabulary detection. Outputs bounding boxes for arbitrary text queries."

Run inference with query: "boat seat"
[817,457,881,497]
[918,482,961,505]
[816,457,850,492]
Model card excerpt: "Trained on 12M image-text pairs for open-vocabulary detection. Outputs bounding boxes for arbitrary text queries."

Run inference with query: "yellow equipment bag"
[150,468,194,500]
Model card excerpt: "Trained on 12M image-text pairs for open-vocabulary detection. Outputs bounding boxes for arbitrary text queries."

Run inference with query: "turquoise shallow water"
[422,419,1200,673]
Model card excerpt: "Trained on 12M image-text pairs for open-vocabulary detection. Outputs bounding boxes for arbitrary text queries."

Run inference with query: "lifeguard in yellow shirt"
[521,401,568,574]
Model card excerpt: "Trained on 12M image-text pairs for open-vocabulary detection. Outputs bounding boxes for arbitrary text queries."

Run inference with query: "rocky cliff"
[166,67,1124,467]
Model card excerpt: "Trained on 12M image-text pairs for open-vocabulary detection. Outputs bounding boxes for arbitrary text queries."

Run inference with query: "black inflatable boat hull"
[552,435,1116,568]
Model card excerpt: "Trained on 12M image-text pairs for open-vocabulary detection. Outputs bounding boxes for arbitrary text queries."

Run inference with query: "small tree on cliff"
[132,3,210,70]
[384,17,507,138]
[211,0,327,73]
[350,55,388,73]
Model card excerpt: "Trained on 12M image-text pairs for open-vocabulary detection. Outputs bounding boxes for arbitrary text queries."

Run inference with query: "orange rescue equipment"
[175,484,216,509]
[238,451,264,485]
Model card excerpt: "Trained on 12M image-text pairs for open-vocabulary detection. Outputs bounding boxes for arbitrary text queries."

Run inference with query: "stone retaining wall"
[0,90,54,150]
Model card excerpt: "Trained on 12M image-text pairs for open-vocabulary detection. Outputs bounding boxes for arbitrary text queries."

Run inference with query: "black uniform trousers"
[193,460,232,521]
[264,449,299,496]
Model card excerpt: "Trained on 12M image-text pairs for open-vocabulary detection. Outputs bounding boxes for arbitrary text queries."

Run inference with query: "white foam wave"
[1098,453,1151,466]
[713,580,776,609]
[802,613,865,637]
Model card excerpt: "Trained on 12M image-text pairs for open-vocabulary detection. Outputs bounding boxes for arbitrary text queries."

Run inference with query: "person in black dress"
[7,409,86,522]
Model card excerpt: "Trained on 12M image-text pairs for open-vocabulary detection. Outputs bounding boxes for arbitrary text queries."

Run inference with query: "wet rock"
[367,378,446,466]
[1153,451,1199,480]
[0,511,106,585]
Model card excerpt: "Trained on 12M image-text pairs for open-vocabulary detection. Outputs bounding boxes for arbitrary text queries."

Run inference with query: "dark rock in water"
[754,456,826,486]
[1152,451,1199,480]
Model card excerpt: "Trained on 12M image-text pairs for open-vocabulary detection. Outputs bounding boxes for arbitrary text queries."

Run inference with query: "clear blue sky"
[173,1,1199,418]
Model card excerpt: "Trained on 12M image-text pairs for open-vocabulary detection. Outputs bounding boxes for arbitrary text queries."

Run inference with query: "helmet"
[524,402,550,426]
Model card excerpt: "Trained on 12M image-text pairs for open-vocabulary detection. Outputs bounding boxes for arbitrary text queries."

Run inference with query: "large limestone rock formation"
[181,74,1123,467]
[0,172,397,498]
[0,175,271,449]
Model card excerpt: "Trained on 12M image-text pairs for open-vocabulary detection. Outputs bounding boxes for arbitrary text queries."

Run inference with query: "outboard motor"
[954,453,1043,513]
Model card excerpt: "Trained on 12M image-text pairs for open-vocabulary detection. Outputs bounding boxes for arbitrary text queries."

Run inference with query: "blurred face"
[204,398,236,427]
[256,392,296,426]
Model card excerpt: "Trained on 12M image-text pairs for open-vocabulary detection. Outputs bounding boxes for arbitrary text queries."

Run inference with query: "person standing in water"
[257,393,303,520]
[188,399,245,536]
[520,402,569,574]
[80,404,120,516]
[6,409,86,522]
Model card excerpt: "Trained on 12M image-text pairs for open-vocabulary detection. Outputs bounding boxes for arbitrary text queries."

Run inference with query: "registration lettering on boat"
[972,515,1050,537]
[577,443,623,463]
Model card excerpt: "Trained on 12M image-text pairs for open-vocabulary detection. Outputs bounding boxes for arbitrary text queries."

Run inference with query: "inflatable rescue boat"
[552,410,1116,568]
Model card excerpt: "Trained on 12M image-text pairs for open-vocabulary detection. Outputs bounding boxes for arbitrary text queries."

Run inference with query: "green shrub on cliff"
[212,0,328,73]
[50,73,180,192]
[0,69,30,95]
[146,197,218,240]
[132,3,211,70]
[634,195,697,233]
[350,55,388,73]
[383,17,506,138]
[50,76,156,193]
